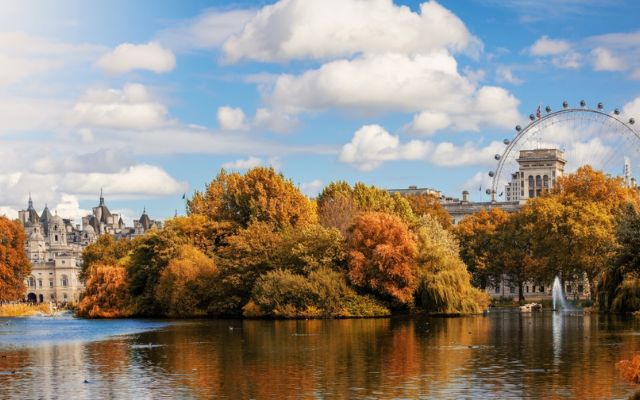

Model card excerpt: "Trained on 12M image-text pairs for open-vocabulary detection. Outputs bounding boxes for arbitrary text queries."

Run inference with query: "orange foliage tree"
[346,212,417,306]
[187,167,317,230]
[0,217,30,302]
[80,234,132,281]
[77,264,133,318]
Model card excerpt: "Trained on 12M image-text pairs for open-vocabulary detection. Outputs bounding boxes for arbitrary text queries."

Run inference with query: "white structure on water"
[17,192,161,304]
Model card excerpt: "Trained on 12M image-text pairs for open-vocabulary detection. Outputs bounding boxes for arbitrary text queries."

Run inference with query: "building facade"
[505,148,566,203]
[18,193,161,304]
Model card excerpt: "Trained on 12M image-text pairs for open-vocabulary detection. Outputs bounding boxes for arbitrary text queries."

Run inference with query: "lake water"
[0,310,639,399]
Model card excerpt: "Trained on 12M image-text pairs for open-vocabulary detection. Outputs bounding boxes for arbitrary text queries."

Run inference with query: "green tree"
[81,234,132,281]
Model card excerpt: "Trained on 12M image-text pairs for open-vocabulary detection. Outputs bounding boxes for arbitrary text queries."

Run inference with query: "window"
[38,279,42,288]
[495,286,500,294]
[28,277,35,287]
[509,286,515,294]
[526,286,529,293]
[61,276,68,287]
[566,285,572,293]
[50,294,54,300]
[49,279,53,288]
[54,234,58,241]
[578,285,584,293]
[539,286,544,293]
[543,175,549,188]
[63,294,68,300]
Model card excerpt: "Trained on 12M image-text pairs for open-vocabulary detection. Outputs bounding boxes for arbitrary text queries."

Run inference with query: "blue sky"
[1,0,639,223]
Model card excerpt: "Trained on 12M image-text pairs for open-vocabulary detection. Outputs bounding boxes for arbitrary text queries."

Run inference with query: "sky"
[1,0,640,224]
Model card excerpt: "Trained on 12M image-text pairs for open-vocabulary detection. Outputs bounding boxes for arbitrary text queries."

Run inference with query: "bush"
[246,268,390,318]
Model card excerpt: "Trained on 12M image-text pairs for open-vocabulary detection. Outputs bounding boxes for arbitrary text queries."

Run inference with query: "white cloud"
[222,0,481,63]
[253,107,298,133]
[300,179,323,197]
[591,47,627,71]
[222,156,263,170]
[622,97,640,119]
[529,36,572,56]
[340,124,506,171]
[339,125,431,171]
[496,65,523,85]
[408,112,452,136]
[96,42,175,74]
[267,52,519,134]
[69,83,171,130]
[527,35,581,69]
[156,9,256,52]
[0,32,103,86]
[217,106,247,130]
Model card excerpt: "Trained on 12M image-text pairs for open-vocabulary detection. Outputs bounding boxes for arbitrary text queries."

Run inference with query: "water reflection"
[0,312,639,399]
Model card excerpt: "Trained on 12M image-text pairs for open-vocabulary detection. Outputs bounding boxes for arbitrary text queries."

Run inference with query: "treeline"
[77,168,488,318]
[455,166,640,312]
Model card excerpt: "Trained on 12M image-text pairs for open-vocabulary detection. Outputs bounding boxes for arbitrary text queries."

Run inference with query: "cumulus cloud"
[69,83,171,130]
[591,47,627,71]
[222,156,263,169]
[267,52,519,134]
[527,35,581,69]
[96,42,175,74]
[529,36,572,56]
[223,0,481,63]
[217,106,248,130]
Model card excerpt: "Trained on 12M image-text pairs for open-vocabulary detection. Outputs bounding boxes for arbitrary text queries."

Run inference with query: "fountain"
[552,276,569,311]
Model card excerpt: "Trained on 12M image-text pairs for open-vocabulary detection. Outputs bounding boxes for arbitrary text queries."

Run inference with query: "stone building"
[505,148,566,203]
[18,192,161,304]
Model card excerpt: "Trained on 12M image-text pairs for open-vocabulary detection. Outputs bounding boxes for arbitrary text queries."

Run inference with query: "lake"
[0,310,639,399]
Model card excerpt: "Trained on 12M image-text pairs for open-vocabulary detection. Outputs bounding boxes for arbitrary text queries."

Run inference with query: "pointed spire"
[99,188,104,206]
[174,209,178,218]
[143,206,146,214]
[28,192,33,209]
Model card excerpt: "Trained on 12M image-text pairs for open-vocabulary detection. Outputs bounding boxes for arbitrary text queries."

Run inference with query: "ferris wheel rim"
[490,105,640,198]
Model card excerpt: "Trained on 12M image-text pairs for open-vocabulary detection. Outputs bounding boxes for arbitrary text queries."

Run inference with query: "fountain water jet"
[552,276,569,311]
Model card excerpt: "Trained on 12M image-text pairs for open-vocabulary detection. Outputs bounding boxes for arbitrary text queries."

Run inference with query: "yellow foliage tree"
[155,245,218,317]
[187,167,317,230]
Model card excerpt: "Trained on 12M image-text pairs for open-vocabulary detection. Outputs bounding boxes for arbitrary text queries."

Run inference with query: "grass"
[0,303,53,317]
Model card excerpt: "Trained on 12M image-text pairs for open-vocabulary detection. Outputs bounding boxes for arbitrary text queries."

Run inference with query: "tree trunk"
[518,280,525,304]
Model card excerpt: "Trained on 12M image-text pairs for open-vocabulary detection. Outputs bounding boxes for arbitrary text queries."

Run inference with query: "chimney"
[462,190,469,202]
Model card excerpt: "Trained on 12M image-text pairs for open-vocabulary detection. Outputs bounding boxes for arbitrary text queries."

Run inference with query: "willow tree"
[414,216,489,314]
[0,217,30,302]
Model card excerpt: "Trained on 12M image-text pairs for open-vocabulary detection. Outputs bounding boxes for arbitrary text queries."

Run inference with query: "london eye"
[489,101,640,201]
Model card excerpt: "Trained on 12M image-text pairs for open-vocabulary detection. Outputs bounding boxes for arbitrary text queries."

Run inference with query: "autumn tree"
[405,194,453,230]
[554,165,640,211]
[126,229,182,316]
[346,212,417,306]
[81,234,132,281]
[414,216,489,314]
[187,167,317,230]
[164,214,233,256]
[317,181,415,233]
[455,208,509,288]
[155,245,218,317]
[77,264,133,318]
[0,217,30,302]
